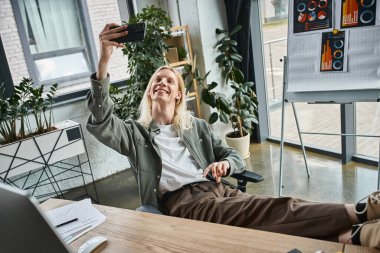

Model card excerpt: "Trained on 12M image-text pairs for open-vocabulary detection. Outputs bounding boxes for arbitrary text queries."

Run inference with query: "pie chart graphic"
[360,10,375,24]
[334,40,344,49]
[308,11,316,22]
[333,50,343,59]
[318,11,327,20]
[308,1,317,11]
[298,13,307,23]
[297,2,307,12]
[360,0,375,8]
[333,60,343,70]
[318,0,328,8]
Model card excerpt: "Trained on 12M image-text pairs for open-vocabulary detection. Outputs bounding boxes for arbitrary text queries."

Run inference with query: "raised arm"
[86,23,134,156]
[96,23,128,80]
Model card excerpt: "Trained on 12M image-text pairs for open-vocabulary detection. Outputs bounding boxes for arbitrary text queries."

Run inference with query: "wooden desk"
[40,199,379,253]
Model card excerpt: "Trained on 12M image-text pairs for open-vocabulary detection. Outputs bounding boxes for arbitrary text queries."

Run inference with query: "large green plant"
[184,26,258,138]
[109,5,172,120]
[0,79,58,144]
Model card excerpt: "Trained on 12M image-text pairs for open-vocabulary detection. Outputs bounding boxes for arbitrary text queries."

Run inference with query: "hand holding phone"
[110,23,146,43]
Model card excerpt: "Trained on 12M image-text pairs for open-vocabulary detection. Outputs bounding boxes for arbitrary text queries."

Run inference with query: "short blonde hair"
[137,66,193,132]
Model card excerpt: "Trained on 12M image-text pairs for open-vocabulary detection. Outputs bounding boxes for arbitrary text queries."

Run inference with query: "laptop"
[0,183,71,253]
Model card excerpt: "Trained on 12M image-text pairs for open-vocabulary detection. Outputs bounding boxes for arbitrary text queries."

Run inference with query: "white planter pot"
[0,120,86,179]
[225,132,251,159]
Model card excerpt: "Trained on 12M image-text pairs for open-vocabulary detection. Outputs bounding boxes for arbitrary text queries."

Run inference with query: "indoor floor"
[90,141,379,210]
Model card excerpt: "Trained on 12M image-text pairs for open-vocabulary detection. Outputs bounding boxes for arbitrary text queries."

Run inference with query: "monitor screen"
[0,183,71,253]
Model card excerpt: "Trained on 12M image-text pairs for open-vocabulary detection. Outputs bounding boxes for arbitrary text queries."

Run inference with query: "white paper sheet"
[46,199,106,244]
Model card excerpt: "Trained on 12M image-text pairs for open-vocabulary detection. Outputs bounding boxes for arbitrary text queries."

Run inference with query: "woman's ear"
[176,92,182,100]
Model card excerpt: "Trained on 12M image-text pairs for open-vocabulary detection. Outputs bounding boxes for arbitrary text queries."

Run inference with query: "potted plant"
[0,78,58,144]
[0,79,86,180]
[109,5,172,120]
[184,26,258,158]
[177,47,187,61]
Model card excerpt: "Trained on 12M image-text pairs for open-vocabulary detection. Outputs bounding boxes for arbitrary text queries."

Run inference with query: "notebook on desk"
[0,183,71,253]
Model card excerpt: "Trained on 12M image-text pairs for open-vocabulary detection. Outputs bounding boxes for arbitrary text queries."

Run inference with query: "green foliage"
[109,5,172,120]
[109,83,142,121]
[0,78,58,144]
[188,26,259,137]
[181,57,210,94]
[177,47,187,59]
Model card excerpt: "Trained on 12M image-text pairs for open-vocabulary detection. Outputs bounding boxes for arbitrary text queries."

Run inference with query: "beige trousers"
[162,181,351,242]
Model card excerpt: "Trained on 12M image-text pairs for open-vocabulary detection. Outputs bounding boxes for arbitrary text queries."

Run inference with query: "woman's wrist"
[96,60,109,80]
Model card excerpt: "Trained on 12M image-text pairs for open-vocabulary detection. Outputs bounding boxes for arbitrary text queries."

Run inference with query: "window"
[356,102,380,159]
[13,0,95,85]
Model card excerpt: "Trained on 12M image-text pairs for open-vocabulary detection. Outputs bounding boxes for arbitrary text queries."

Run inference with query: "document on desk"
[45,199,106,244]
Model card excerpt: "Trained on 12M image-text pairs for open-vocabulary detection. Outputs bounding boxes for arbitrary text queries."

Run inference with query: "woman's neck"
[151,103,175,125]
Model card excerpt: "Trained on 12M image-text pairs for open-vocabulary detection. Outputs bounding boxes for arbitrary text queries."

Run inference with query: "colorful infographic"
[294,0,333,33]
[341,0,377,28]
[320,31,346,72]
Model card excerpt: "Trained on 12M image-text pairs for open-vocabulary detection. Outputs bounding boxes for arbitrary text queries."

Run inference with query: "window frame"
[11,0,98,87]
[250,0,270,142]
[0,35,14,98]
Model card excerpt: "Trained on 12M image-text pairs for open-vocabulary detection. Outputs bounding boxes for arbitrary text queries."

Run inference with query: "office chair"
[136,170,263,214]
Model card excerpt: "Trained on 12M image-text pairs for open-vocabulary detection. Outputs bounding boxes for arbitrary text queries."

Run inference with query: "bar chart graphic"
[320,31,346,72]
[341,0,377,28]
[342,0,359,26]
[321,40,333,70]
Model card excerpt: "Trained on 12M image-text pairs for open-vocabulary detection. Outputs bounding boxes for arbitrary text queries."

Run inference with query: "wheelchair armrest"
[230,170,263,192]
[230,170,263,183]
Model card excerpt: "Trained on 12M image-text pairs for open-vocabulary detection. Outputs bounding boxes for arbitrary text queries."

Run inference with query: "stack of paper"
[45,199,106,243]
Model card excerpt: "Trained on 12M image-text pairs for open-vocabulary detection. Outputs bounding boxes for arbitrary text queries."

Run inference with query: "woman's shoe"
[356,191,380,221]
[352,220,380,249]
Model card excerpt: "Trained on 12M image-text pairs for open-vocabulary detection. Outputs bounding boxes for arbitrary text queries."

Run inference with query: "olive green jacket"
[86,74,246,211]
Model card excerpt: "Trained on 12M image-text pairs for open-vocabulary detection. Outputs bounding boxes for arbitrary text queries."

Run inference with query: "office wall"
[196,1,234,137]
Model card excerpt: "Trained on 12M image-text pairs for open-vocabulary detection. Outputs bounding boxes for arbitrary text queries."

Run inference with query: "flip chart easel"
[279,0,380,196]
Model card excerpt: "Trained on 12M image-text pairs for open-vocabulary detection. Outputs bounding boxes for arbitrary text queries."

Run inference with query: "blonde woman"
[87,23,380,249]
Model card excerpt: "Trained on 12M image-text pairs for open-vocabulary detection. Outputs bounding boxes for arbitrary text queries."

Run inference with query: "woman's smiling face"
[149,68,182,105]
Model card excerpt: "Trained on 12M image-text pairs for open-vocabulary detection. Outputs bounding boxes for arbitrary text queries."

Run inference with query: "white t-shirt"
[155,124,208,195]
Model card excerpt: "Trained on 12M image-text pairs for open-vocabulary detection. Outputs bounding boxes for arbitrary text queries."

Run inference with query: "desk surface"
[41,199,379,253]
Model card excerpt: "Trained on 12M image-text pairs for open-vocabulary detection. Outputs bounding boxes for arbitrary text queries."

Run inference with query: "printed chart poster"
[341,0,377,28]
[320,31,346,72]
[294,0,333,33]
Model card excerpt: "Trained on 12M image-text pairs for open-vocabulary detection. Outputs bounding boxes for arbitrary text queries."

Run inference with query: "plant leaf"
[233,68,244,83]
[201,89,211,105]
[215,54,226,64]
[209,112,219,124]
[216,28,227,34]
[204,70,211,79]
[230,53,242,62]
[207,82,218,91]
[219,112,229,123]
[225,40,237,46]
[229,25,242,36]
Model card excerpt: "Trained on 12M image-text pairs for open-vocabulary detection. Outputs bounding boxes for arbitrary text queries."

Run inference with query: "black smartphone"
[110,23,146,43]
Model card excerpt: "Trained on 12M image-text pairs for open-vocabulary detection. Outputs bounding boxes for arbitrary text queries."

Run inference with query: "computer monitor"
[0,183,72,253]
